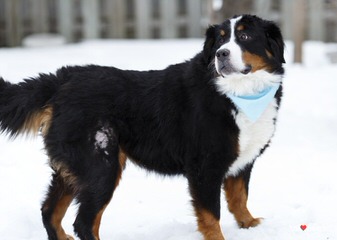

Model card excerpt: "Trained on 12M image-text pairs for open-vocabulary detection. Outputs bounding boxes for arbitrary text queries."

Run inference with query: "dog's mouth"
[216,63,252,77]
[240,65,252,75]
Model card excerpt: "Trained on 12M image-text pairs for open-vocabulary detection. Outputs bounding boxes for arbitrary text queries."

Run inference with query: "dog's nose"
[216,49,230,61]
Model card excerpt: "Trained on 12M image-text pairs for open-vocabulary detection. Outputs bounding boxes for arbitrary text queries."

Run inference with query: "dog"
[0,14,285,240]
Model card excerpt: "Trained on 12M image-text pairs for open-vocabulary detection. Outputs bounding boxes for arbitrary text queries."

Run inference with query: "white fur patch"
[214,70,282,96]
[95,127,111,150]
[226,98,278,177]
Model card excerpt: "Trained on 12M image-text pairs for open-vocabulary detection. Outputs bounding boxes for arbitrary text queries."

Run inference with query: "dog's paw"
[239,217,263,229]
[66,235,75,240]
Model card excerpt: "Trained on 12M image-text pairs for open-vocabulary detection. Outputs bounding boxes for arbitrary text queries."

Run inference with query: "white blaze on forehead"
[217,16,245,71]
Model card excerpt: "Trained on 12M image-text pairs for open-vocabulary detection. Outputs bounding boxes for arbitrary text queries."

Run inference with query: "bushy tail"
[0,69,68,138]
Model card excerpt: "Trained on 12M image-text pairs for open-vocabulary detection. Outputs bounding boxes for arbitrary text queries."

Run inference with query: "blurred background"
[1,1,337,44]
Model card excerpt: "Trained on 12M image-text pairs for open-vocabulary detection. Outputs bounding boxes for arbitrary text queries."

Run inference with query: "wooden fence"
[0,0,337,47]
[211,0,337,43]
[0,0,210,47]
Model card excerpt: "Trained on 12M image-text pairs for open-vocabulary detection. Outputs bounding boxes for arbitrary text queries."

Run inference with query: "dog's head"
[203,15,285,95]
[204,15,285,76]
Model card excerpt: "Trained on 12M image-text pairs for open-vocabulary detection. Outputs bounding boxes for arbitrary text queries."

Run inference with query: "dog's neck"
[227,83,280,122]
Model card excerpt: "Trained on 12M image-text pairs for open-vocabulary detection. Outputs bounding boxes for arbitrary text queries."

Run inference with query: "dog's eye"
[239,33,251,41]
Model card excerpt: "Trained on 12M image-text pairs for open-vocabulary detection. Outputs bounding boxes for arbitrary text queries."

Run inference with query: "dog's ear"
[203,24,218,63]
[263,21,286,64]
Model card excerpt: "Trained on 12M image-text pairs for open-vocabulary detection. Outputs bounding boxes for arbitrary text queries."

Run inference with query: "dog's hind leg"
[73,152,126,240]
[41,167,75,240]
[224,164,261,228]
[73,127,127,240]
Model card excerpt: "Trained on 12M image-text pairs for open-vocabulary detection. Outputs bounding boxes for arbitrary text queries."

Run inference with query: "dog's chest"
[227,99,278,176]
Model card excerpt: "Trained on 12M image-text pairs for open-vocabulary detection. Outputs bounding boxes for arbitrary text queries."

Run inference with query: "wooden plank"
[105,0,126,38]
[58,0,73,42]
[186,0,201,37]
[281,0,293,41]
[135,0,151,38]
[308,0,325,41]
[160,0,177,38]
[206,0,215,24]
[31,0,49,33]
[282,0,306,63]
[253,0,272,19]
[293,0,306,63]
[0,1,4,46]
[5,0,22,46]
[82,0,100,39]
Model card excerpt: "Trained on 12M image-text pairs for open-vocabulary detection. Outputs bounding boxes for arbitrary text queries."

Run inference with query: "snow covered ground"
[0,39,336,240]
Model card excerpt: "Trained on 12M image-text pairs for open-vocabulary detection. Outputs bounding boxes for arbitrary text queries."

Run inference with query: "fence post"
[135,0,151,38]
[186,0,202,37]
[206,0,214,24]
[308,0,325,41]
[58,0,73,42]
[5,0,22,46]
[82,0,100,39]
[293,0,306,63]
[281,0,306,63]
[31,0,49,33]
[281,0,293,41]
[160,0,177,38]
[106,0,126,38]
[253,0,272,19]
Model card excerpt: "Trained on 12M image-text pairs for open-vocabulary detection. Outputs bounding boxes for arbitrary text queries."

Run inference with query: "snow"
[22,34,66,48]
[0,39,337,240]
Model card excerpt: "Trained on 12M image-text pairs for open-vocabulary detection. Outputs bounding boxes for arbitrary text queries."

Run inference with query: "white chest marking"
[226,98,278,177]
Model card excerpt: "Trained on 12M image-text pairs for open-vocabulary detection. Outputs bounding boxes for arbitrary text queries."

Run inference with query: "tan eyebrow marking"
[237,25,245,31]
[220,30,226,36]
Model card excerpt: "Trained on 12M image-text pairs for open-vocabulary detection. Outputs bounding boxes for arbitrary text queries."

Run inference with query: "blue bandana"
[227,84,280,122]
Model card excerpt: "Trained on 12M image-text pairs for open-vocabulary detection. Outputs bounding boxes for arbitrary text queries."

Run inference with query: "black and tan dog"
[0,14,285,240]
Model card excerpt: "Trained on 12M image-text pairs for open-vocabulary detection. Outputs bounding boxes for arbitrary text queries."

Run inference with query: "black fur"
[0,73,66,137]
[0,15,284,240]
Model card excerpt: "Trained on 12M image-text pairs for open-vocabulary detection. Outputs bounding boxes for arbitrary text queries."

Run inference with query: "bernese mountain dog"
[0,14,285,240]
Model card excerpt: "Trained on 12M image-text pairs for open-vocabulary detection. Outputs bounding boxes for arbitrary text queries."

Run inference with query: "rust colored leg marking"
[92,204,109,240]
[92,150,127,240]
[224,176,261,228]
[195,209,225,240]
[51,194,74,240]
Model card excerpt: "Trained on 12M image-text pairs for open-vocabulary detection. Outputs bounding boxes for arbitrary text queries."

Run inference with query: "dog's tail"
[0,69,68,138]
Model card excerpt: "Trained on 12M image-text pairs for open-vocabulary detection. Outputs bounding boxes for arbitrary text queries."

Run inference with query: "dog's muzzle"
[215,48,252,76]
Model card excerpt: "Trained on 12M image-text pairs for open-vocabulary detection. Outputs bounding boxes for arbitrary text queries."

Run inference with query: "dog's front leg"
[188,171,225,240]
[224,163,262,228]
